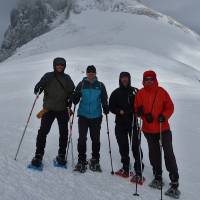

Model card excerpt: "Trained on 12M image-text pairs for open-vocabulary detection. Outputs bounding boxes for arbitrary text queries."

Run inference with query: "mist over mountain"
[0,0,73,61]
[0,0,198,62]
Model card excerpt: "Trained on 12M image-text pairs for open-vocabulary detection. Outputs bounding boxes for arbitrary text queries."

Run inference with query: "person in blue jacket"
[73,65,109,173]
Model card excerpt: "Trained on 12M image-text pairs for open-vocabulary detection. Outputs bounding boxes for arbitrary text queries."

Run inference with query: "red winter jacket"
[134,71,174,134]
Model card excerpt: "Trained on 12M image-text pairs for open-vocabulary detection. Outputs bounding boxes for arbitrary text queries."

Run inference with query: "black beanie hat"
[86,65,96,73]
[53,57,66,68]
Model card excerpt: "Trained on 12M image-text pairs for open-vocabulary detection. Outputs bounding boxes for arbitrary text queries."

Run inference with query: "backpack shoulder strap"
[80,80,84,92]
[55,75,69,97]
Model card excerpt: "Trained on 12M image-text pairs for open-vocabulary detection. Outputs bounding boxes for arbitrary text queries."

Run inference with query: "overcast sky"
[142,0,200,34]
[0,0,200,44]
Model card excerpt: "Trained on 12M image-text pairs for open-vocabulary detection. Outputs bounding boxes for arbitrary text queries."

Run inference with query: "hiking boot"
[56,154,67,166]
[31,154,43,167]
[89,158,102,172]
[165,182,180,199]
[130,174,145,185]
[149,176,164,189]
[115,168,129,178]
[74,160,88,173]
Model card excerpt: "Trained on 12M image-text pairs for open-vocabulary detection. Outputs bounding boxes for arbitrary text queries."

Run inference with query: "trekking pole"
[68,107,75,168]
[133,118,143,197]
[14,92,40,161]
[129,129,134,177]
[106,114,114,175]
[65,105,76,163]
[70,135,75,168]
[159,122,163,200]
[129,115,135,177]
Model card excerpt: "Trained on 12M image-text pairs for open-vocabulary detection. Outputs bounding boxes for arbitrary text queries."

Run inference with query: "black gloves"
[34,85,43,95]
[103,106,109,115]
[66,98,72,108]
[72,92,82,105]
[158,114,165,123]
[145,113,154,123]
[137,106,144,117]
[137,106,153,123]
[136,105,165,124]
[67,107,74,117]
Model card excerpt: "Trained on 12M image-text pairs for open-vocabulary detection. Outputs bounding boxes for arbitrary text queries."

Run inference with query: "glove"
[67,107,74,117]
[34,86,43,95]
[66,98,72,108]
[158,114,165,123]
[145,113,153,123]
[103,106,109,115]
[72,92,82,105]
[137,106,144,117]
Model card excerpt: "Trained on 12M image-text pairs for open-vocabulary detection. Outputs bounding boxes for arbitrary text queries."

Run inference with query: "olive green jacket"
[35,72,75,111]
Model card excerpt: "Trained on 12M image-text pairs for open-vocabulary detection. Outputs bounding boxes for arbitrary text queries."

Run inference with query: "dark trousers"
[35,110,69,157]
[115,124,143,174]
[78,116,102,162]
[144,130,179,182]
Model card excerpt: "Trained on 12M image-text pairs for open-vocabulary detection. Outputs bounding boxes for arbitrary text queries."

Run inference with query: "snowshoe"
[165,183,180,199]
[28,163,43,171]
[149,178,164,190]
[115,168,130,178]
[53,155,67,169]
[89,158,102,172]
[130,174,145,185]
[74,161,87,173]
[28,155,43,171]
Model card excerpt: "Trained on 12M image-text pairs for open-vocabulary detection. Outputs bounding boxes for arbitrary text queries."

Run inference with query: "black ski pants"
[78,116,102,162]
[144,130,179,182]
[35,110,69,157]
[115,124,143,174]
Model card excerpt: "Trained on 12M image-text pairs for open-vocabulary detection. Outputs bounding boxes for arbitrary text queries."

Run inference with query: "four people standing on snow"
[29,58,179,198]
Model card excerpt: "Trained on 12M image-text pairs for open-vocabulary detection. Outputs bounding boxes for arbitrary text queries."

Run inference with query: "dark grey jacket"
[35,72,75,111]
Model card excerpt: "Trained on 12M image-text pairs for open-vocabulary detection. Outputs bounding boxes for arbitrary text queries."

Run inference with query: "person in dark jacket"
[31,57,75,167]
[73,65,109,173]
[109,72,144,182]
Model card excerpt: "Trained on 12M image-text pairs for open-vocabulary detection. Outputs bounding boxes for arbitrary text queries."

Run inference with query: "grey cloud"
[142,0,200,34]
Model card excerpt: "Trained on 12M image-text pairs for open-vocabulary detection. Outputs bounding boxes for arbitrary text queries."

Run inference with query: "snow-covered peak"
[72,0,197,36]
[73,0,159,17]
[0,0,199,63]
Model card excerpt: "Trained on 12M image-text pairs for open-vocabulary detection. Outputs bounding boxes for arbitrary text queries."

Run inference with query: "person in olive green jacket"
[31,57,75,168]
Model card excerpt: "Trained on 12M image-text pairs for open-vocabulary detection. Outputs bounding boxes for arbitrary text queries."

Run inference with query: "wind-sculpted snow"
[0,45,200,200]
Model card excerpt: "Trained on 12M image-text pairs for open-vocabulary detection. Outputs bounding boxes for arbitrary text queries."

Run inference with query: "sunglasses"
[144,77,154,82]
[56,64,65,67]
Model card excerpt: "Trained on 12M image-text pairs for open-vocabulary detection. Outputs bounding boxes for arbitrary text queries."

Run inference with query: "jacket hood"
[143,70,158,91]
[119,72,131,88]
[53,57,66,74]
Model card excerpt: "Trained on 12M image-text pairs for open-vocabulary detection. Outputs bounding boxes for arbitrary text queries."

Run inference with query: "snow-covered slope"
[0,1,200,200]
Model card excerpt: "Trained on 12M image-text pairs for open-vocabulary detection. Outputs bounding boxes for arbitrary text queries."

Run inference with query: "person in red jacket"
[134,70,180,197]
